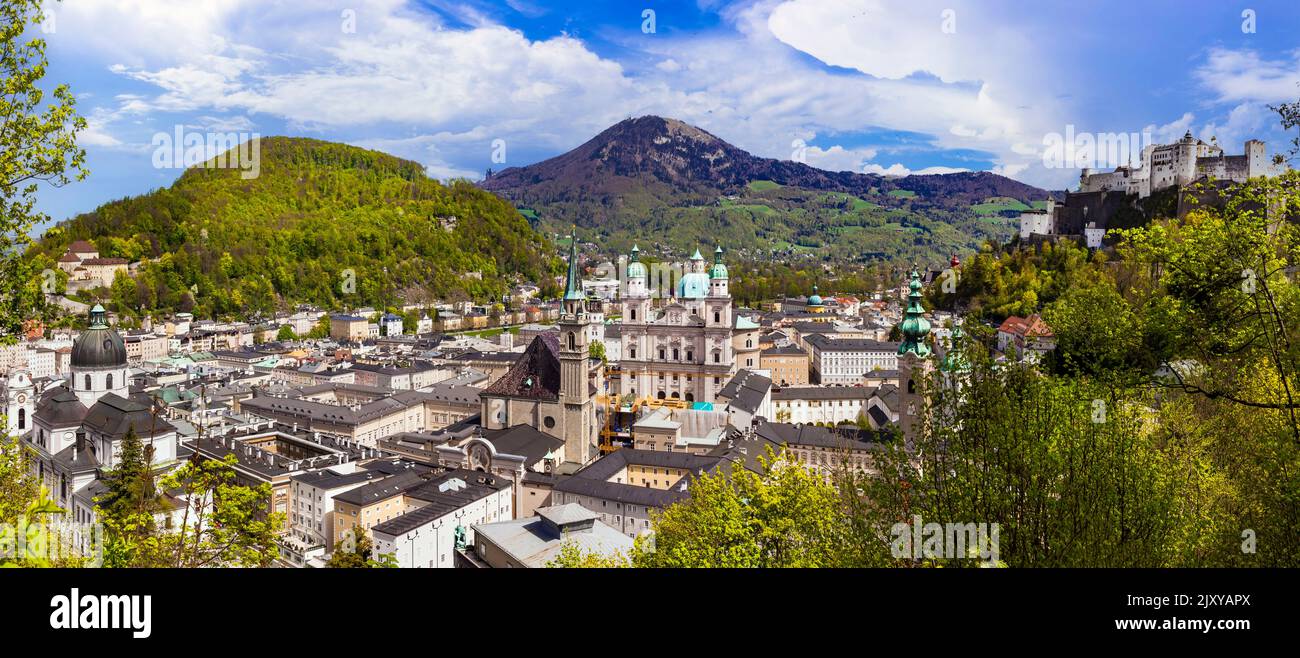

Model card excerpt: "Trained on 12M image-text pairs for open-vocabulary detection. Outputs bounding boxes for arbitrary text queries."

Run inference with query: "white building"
[803,334,901,385]
[371,470,514,568]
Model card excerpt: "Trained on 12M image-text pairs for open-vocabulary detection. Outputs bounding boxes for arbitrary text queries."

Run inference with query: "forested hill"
[30,137,558,321]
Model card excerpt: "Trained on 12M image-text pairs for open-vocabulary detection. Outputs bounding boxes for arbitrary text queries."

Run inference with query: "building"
[478,239,598,468]
[770,385,897,428]
[754,421,887,479]
[329,314,370,342]
[370,469,513,568]
[897,271,933,446]
[619,245,735,404]
[1079,133,1279,199]
[760,343,809,386]
[997,314,1056,362]
[551,448,721,537]
[804,334,900,385]
[468,503,632,568]
[22,305,181,525]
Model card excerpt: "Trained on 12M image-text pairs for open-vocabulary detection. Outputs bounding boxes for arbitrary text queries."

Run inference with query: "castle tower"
[2,370,34,438]
[558,235,596,465]
[71,304,129,408]
[707,245,731,328]
[897,270,932,448]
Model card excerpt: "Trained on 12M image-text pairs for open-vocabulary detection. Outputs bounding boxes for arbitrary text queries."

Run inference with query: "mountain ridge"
[480,115,1055,262]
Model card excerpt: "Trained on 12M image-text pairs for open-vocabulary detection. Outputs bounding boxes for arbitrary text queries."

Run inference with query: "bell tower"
[897,269,932,448]
[558,231,596,465]
[2,370,34,438]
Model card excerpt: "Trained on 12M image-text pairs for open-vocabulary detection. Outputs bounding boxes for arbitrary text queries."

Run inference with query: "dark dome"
[72,305,127,369]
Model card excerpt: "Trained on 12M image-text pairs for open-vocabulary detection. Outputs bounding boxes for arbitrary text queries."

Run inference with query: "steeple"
[562,229,585,314]
[898,269,932,357]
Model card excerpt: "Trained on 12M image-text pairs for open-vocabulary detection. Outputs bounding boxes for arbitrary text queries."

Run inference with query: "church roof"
[480,334,562,401]
[82,393,176,441]
[33,386,88,427]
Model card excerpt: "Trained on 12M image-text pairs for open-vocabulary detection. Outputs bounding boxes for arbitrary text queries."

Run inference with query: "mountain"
[481,115,1056,263]
[32,137,557,321]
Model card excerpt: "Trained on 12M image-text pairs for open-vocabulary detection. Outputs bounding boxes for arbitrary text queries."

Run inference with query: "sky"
[29,0,1300,224]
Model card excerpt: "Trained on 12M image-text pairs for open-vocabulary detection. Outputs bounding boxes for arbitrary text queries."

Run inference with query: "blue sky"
[31,0,1300,225]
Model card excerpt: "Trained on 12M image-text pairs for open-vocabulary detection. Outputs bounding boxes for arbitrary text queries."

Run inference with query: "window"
[544,416,555,429]
[17,408,24,430]
[672,348,679,361]
[106,374,113,389]
[713,352,721,363]
[659,349,665,360]
[713,311,720,323]
[629,347,636,359]
[83,374,91,390]
[567,332,576,349]
[630,309,637,321]
[686,350,693,362]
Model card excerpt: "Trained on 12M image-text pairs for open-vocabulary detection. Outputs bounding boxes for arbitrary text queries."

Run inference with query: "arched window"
[630,309,637,321]
[567,332,576,350]
[713,311,720,324]
[672,348,679,361]
[106,374,113,389]
[83,374,91,390]
[656,391,666,400]
[685,393,695,402]
[17,408,25,430]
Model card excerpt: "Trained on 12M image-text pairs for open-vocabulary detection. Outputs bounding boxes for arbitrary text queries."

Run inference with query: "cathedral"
[16,304,179,524]
[478,238,600,467]
[619,245,736,404]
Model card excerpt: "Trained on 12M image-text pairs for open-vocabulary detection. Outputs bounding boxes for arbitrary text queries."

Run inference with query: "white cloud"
[802,145,878,172]
[1194,48,1300,104]
[862,163,968,177]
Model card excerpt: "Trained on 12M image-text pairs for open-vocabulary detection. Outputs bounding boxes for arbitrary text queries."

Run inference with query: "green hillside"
[31,137,558,321]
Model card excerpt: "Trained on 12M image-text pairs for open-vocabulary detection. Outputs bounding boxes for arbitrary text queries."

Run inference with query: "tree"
[633,448,852,568]
[547,539,629,568]
[0,436,38,525]
[307,314,330,339]
[158,454,283,568]
[276,324,297,341]
[326,525,396,568]
[0,0,87,341]
[96,427,167,567]
[588,339,606,364]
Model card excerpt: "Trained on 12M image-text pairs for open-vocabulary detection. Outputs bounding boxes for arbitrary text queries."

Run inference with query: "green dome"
[709,262,728,279]
[677,272,711,298]
[807,284,824,306]
[627,244,647,279]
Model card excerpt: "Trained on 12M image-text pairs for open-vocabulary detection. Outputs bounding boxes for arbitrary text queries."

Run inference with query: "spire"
[714,245,723,263]
[690,248,704,261]
[898,269,932,357]
[563,229,584,303]
[630,244,640,261]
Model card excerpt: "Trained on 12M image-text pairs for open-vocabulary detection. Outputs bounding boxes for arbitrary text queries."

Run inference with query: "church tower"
[558,234,596,465]
[897,270,932,448]
[2,370,34,438]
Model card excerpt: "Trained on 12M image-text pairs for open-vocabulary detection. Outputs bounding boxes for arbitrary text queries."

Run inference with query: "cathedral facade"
[619,246,736,404]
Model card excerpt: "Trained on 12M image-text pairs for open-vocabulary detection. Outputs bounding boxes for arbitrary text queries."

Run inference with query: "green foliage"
[633,448,852,568]
[0,487,86,567]
[157,455,283,567]
[326,525,396,568]
[276,324,297,341]
[33,137,559,321]
[96,426,166,567]
[0,0,87,341]
[546,539,630,568]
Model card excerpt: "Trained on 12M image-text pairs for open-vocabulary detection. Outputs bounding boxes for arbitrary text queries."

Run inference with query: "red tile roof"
[997,314,1054,338]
